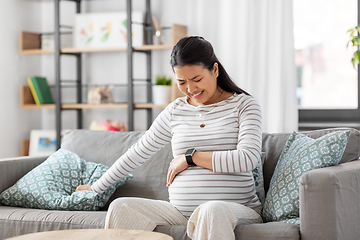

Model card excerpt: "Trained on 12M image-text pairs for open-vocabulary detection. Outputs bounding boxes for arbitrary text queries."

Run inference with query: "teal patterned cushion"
[252,152,265,206]
[281,218,300,225]
[262,130,350,223]
[0,149,132,211]
[280,218,300,225]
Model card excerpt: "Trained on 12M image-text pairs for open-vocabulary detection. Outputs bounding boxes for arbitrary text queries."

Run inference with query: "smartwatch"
[185,148,197,166]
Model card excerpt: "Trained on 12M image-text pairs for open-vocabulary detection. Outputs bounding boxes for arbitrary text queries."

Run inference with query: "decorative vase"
[152,85,172,104]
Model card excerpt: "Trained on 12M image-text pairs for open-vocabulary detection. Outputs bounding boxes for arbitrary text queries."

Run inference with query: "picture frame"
[29,130,66,157]
[73,11,144,49]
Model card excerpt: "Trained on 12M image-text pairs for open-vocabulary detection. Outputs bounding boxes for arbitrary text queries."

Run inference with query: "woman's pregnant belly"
[168,166,258,217]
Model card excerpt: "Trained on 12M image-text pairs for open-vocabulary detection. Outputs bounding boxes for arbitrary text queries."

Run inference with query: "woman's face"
[174,63,219,106]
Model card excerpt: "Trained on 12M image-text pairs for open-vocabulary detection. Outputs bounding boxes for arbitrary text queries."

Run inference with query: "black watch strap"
[185,148,196,166]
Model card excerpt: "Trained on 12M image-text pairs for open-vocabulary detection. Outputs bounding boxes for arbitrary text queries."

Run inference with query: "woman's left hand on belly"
[167,154,188,187]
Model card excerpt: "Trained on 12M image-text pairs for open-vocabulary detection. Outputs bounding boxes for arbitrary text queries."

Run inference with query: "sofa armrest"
[299,159,360,240]
[0,156,47,194]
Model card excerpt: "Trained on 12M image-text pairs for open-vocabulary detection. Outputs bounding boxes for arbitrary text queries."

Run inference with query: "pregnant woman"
[76,36,263,240]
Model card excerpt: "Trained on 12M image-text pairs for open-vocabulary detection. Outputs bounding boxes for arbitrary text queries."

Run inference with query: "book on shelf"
[27,77,54,105]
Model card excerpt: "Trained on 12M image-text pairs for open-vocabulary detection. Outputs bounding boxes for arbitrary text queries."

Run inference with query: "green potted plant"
[155,75,172,85]
[347,25,360,69]
[153,75,172,104]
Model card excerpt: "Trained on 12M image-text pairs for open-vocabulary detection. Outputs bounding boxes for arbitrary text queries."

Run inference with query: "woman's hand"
[75,185,93,192]
[166,155,189,187]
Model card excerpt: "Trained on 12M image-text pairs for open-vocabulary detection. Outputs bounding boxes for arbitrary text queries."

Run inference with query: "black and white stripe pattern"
[92,93,262,216]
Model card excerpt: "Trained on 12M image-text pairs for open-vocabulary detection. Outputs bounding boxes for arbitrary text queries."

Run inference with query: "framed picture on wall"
[73,11,144,49]
[29,130,70,157]
[29,130,57,157]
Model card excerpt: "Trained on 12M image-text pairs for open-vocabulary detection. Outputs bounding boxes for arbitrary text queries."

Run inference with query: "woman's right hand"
[75,185,93,192]
[166,154,189,187]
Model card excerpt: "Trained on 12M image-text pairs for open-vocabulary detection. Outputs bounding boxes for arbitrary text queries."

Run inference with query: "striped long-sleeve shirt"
[91,93,262,217]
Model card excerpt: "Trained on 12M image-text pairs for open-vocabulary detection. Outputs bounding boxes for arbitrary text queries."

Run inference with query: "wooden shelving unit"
[20,45,174,54]
[134,103,169,109]
[20,85,178,109]
[19,24,186,54]
[20,0,186,152]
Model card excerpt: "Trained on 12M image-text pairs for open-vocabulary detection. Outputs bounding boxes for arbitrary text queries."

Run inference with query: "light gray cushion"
[262,130,350,223]
[61,130,146,167]
[61,130,172,206]
[154,222,300,240]
[0,206,105,239]
[235,222,300,240]
[0,149,132,211]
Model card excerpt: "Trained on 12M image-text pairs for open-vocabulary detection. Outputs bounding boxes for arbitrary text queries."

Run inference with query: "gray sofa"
[1,128,360,240]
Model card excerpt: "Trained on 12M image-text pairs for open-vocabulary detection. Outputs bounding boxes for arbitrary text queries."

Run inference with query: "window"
[294,0,360,128]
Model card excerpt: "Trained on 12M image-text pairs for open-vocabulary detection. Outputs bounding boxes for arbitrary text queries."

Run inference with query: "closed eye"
[177,80,185,85]
[177,76,202,85]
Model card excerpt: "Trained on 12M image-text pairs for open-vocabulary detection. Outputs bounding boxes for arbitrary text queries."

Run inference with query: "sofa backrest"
[261,128,360,193]
[61,130,172,208]
[62,128,360,205]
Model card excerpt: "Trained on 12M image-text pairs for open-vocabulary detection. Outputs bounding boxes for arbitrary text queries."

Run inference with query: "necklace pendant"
[200,123,205,128]
[199,113,203,117]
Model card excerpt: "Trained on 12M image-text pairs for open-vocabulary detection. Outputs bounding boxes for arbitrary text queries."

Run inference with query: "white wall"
[0,0,44,158]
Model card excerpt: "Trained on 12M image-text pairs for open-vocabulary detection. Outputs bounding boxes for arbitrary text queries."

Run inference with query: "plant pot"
[152,85,172,104]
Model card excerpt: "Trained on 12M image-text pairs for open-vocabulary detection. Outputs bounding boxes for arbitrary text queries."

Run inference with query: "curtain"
[172,0,298,133]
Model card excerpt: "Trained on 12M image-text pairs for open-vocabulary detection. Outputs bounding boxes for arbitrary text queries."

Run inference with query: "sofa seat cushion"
[0,206,105,239]
[154,222,300,240]
[0,149,132,211]
[235,222,300,240]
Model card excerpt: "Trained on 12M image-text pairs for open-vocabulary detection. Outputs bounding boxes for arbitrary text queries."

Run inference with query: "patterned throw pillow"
[0,149,132,211]
[281,218,300,225]
[262,130,350,223]
[252,152,265,207]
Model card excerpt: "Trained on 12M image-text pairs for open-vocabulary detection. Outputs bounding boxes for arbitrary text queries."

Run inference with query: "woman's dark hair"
[170,36,249,95]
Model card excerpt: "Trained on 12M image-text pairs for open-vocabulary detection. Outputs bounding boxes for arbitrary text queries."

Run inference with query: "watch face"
[185,148,195,156]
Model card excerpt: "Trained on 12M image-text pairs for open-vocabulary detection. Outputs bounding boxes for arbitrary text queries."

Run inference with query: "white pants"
[105,197,262,240]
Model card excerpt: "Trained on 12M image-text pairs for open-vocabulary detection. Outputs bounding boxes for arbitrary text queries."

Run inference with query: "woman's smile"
[191,90,204,99]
